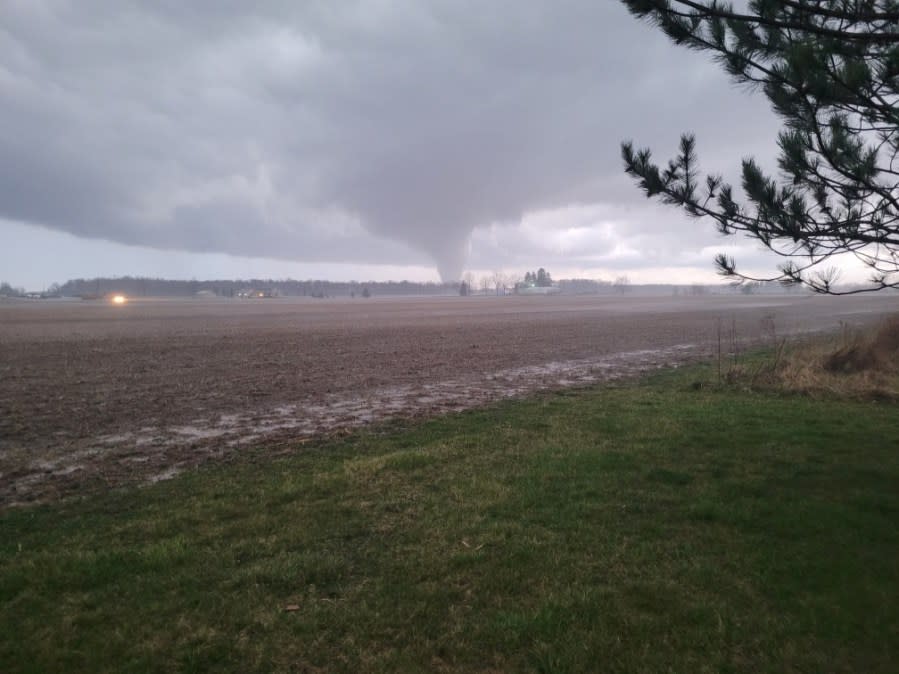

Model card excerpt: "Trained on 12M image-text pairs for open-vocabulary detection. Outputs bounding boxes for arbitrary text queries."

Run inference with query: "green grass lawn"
[2,365,899,673]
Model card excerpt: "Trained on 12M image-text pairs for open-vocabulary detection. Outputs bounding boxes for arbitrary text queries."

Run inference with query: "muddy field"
[1,293,896,505]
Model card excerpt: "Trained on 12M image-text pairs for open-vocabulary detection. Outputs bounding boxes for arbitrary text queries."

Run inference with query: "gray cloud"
[0,1,779,281]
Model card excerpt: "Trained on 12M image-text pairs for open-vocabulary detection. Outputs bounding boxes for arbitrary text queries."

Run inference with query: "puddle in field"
[99,344,703,476]
[10,343,704,502]
[147,466,180,484]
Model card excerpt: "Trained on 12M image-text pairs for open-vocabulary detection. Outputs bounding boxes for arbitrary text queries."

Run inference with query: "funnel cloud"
[1,2,783,282]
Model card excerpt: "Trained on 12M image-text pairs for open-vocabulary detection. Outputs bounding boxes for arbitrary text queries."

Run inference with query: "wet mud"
[1,293,894,505]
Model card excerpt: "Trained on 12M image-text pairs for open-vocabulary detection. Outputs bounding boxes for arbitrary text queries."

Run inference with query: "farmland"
[1,292,896,505]
[3,292,899,672]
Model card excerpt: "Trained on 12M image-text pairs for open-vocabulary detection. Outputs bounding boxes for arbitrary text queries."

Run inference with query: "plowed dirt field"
[2,293,895,505]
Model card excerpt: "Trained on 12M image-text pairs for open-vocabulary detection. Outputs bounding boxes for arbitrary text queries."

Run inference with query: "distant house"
[515,285,561,296]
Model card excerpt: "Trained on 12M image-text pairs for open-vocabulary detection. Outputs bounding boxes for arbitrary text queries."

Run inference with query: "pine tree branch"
[654,0,899,43]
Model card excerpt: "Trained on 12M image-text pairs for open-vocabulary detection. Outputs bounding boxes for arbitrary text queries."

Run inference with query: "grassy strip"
[2,364,898,673]
[722,315,899,400]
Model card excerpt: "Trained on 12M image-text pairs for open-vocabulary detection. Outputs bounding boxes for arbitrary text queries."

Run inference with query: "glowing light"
[111,294,127,305]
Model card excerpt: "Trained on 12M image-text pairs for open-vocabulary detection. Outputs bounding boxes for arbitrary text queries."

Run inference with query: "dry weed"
[762,315,899,399]
[823,315,899,374]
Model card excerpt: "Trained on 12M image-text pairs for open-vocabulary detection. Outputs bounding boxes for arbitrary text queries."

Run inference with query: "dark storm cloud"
[0,1,779,280]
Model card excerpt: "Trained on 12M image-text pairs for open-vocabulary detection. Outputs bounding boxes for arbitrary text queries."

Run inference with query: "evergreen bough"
[621,0,899,293]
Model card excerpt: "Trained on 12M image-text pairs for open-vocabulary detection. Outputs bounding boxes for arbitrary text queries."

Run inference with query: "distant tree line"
[0,281,26,297]
[55,277,461,298]
[3,275,817,301]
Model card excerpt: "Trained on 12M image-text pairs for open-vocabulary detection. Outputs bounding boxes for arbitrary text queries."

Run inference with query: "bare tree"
[490,271,505,296]
[614,275,631,294]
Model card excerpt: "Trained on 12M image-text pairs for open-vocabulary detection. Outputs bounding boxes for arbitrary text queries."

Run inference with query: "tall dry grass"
[754,315,899,399]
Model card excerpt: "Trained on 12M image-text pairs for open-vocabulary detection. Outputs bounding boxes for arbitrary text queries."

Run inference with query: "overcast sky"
[1,0,836,288]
